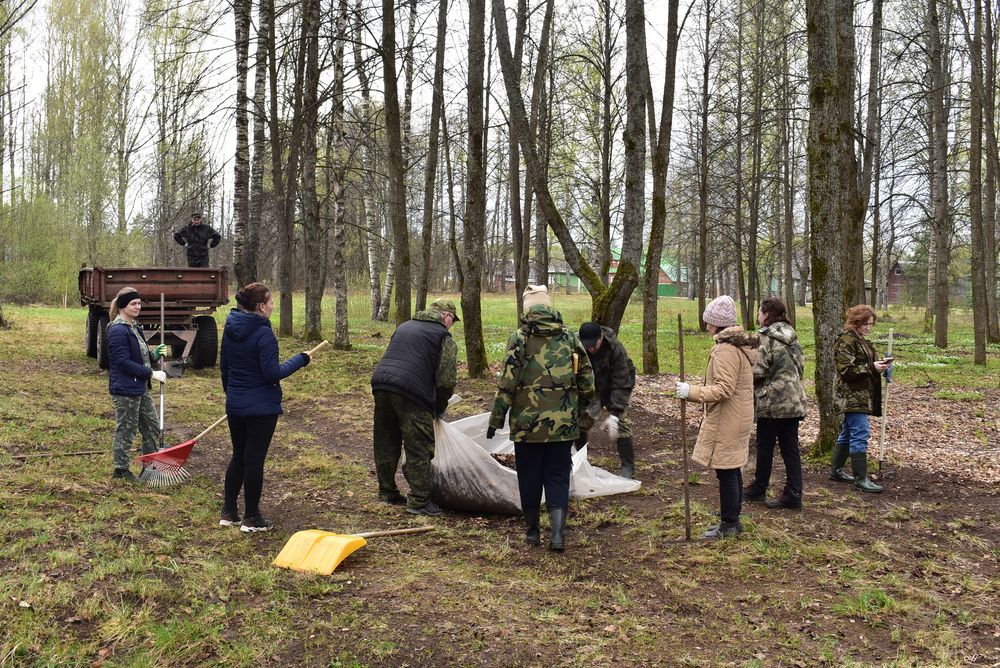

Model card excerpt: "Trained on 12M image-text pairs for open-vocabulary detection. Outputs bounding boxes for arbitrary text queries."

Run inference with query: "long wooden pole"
[678,313,691,540]
[878,328,893,472]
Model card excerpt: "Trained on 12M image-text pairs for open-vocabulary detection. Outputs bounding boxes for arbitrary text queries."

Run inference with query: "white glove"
[604,414,620,441]
[151,370,167,384]
[676,381,690,399]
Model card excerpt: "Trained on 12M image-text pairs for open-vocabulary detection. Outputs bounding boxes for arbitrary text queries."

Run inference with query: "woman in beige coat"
[676,295,758,539]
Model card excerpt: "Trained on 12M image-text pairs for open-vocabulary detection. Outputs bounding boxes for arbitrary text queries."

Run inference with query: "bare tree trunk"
[463,0,489,377]
[698,1,712,333]
[301,0,324,341]
[734,0,749,327]
[508,0,528,313]
[962,0,988,364]
[929,0,950,348]
[528,0,555,288]
[232,0,252,286]
[598,0,613,283]
[331,0,351,349]
[442,112,464,290]
[274,0,308,336]
[983,0,999,341]
[782,29,796,324]
[382,0,411,325]
[861,0,882,307]
[247,0,268,284]
[806,0,857,453]
[641,0,680,373]
[747,0,764,312]
[417,0,448,312]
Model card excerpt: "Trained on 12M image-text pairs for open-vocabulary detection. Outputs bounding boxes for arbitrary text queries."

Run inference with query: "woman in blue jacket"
[107,287,168,482]
[220,282,311,532]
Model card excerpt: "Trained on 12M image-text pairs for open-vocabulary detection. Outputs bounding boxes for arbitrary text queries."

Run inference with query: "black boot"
[616,437,635,479]
[743,483,766,502]
[574,432,589,454]
[850,452,883,493]
[113,468,137,483]
[829,443,855,483]
[765,490,803,510]
[548,507,567,552]
[524,508,541,546]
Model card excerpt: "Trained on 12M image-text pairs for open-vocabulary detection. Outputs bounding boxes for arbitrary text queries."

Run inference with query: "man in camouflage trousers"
[370,299,459,516]
[487,285,595,551]
[577,322,637,478]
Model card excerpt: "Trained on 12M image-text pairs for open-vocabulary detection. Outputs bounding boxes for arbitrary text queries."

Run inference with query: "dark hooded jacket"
[107,316,155,396]
[173,222,221,266]
[220,309,309,416]
[585,326,636,416]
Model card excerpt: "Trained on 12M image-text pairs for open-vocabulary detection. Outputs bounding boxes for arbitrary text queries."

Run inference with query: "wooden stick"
[306,340,330,356]
[878,328,894,471]
[192,414,229,442]
[9,448,137,460]
[678,313,692,541]
[356,526,436,539]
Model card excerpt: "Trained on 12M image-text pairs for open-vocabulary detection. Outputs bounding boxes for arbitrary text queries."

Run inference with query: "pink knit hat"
[703,295,737,328]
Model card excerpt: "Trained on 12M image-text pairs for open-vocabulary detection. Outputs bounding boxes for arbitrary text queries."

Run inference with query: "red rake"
[138,414,228,488]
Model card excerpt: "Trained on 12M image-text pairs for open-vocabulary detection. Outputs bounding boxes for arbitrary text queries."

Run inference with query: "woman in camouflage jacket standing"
[830,305,892,493]
[744,298,807,510]
[487,285,595,551]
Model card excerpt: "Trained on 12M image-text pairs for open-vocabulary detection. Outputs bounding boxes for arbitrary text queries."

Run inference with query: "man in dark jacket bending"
[173,211,221,267]
[577,322,638,478]
[370,299,459,516]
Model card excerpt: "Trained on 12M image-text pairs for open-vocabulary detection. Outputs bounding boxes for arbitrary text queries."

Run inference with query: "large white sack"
[429,412,641,515]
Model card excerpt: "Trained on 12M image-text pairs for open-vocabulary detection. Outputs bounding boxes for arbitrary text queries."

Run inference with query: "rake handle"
[355,526,435,539]
[192,414,229,442]
[306,340,330,357]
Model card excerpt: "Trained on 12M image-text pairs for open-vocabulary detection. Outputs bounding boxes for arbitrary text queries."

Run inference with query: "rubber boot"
[850,452,883,493]
[829,443,855,483]
[616,437,635,479]
[548,507,567,552]
[524,508,541,546]
[574,432,589,454]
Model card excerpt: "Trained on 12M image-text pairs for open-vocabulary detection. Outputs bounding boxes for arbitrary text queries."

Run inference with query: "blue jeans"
[837,412,871,454]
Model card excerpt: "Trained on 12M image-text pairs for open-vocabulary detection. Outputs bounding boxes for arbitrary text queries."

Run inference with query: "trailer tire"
[85,307,103,358]
[191,316,218,369]
[95,312,111,370]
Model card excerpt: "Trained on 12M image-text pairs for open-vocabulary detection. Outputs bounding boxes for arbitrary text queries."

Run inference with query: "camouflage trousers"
[372,390,436,508]
[579,404,632,440]
[111,393,159,469]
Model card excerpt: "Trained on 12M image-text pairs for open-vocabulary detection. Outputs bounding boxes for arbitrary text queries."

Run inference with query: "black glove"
[486,426,496,440]
[301,352,311,366]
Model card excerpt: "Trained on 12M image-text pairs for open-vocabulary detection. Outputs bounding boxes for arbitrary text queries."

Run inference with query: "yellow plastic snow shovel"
[273,525,434,575]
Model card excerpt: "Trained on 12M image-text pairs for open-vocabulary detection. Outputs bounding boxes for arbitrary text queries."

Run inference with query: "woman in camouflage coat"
[745,298,807,510]
[831,305,892,493]
[487,285,595,551]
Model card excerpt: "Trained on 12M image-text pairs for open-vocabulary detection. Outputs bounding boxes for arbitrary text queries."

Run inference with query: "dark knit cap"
[579,322,603,347]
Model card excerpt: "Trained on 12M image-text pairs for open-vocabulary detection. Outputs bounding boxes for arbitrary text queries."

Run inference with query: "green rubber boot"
[850,453,883,493]
[829,443,855,483]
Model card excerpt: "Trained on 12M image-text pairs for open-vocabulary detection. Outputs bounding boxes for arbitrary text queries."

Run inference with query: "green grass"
[0,295,998,665]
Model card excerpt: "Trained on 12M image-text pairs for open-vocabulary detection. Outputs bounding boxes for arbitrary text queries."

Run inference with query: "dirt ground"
[177,375,1000,666]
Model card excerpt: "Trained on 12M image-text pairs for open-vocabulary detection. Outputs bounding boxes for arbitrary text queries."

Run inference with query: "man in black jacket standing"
[173,211,221,267]
[577,322,637,478]
[370,299,459,516]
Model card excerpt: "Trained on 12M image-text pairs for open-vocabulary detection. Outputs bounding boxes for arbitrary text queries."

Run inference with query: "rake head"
[138,463,192,488]
[137,438,196,488]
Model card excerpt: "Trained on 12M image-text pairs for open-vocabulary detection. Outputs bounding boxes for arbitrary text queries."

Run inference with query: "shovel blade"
[273,530,368,575]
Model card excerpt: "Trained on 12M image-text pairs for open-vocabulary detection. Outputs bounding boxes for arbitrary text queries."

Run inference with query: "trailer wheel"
[85,307,103,358]
[191,316,218,368]
[95,312,111,370]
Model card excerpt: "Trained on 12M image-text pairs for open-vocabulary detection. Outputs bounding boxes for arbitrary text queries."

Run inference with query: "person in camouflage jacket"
[577,322,637,478]
[830,304,892,494]
[487,285,595,551]
[745,298,807,510]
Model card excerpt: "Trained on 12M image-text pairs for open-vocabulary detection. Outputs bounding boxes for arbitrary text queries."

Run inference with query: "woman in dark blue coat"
[107,287,168,482]
[220,282,311,532]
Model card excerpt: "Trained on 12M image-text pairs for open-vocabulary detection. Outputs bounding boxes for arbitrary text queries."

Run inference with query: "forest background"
[0,0,998,450]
